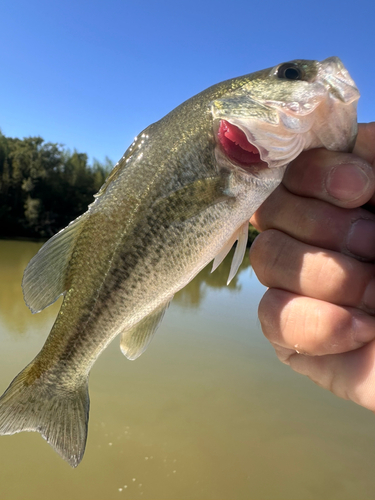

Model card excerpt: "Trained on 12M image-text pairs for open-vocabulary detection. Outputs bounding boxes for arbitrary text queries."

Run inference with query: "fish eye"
[277,63,303,81]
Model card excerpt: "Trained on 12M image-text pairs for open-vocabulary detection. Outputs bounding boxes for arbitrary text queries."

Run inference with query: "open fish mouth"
[217,119,269,174]
[214,113,306,174]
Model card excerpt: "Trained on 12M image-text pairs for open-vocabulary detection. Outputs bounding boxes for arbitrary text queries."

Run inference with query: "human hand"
[250,123,375,411]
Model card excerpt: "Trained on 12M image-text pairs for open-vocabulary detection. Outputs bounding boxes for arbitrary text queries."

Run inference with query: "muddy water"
[1,239,375,500]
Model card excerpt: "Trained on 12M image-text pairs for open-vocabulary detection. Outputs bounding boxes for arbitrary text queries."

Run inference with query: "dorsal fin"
[120,298,173,360]
[22,213,88,313]
[95,125,154,198]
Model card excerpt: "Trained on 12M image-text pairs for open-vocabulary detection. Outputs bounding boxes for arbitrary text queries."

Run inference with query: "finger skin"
[282,150,374,208]
[250,229,375,311]
[259,289,375,411]
[250,186,375,260]
[258,288,375,356]
[251,125,375,242]
[286,341,375,412]
[354,122,375,166]
[251,125,375,261]
[355,122,375,206]
[251,122,375,411]
[281,123,375,208]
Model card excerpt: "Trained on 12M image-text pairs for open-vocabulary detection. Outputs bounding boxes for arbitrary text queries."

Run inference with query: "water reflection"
[0,240,59,334]
[2,240,375,500]
[174,248,251,307]
[0,239,250,331]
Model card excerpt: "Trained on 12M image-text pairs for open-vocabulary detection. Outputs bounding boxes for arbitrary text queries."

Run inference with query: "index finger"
[354,122,375,166]
[281,123,375,209]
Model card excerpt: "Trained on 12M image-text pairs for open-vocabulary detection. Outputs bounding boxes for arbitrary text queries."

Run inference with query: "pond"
[0,239,375,500]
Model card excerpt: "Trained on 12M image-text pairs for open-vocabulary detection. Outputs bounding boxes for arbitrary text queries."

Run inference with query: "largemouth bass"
[0,57,359,467]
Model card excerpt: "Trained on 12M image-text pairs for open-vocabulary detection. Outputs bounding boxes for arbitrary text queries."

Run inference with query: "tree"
[0,131,113,239]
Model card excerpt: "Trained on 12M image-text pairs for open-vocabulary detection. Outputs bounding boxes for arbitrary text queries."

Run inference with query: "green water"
[0,239,375,500]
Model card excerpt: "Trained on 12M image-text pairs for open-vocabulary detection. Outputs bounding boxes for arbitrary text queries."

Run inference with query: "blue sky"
[1,0,374,164]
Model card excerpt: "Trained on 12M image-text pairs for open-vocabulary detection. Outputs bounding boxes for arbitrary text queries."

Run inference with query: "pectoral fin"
[120,298,173,360]
[153,176,233,224]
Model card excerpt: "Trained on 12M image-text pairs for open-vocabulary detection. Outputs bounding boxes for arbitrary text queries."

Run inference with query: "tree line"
[0,130,259,243]
[0,131,113,239]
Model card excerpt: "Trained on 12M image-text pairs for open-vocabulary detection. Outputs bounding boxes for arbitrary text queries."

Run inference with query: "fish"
[0,57,359,467]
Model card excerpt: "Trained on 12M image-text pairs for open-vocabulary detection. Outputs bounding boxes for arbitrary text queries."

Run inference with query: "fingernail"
[347,219,375,259]
[326,164,370,201]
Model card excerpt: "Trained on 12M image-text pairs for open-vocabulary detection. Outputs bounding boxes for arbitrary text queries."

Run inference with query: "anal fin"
[120,298,173,360]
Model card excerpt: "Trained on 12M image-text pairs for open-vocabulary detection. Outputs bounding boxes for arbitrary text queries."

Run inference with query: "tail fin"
[0,365,89,467]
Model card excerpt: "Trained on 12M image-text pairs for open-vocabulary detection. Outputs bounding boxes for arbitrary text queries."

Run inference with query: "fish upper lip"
[318,57,360,104]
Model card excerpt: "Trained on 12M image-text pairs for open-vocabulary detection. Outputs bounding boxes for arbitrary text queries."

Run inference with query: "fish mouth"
[217,119,269,174]
[309,57,360,152]
[215,115,306,173]
[213,57,359,173]
[318,56,360,105]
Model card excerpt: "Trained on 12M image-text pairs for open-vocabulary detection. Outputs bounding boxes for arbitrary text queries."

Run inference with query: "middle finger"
[250,185,375,261]
[250,229,375,313]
